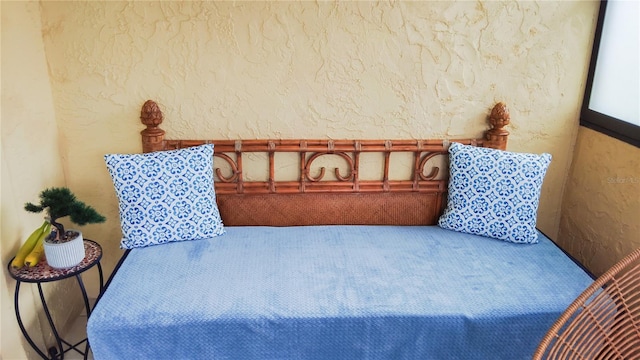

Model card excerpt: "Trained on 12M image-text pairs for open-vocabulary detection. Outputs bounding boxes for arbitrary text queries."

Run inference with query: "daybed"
[87,101,594,360]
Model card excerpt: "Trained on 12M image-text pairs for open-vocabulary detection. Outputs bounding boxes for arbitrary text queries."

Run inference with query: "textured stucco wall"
[1,2,73,359]
[558,128,640,277]
[37,1,598,284]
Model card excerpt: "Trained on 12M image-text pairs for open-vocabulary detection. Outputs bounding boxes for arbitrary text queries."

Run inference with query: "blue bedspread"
[87,226,593,359]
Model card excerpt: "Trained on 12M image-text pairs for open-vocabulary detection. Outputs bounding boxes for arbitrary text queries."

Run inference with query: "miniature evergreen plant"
[24,187,106,243]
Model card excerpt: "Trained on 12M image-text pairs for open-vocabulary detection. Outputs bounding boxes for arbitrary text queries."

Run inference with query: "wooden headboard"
[138,101,510,227]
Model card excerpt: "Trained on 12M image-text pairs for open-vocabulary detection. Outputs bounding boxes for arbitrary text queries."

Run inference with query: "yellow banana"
[11,221,48,268]
[24,223,51,267]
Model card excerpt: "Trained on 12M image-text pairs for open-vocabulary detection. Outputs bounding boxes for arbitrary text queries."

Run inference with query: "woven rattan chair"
[533,247,640,359]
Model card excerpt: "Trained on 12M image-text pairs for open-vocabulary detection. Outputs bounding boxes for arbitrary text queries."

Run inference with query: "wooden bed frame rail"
[138,101,510,227]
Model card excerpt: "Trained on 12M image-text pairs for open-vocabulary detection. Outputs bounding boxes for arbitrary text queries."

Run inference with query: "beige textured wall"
[38,2,598,275]
[558,127,640,277]
[1,2,74,359]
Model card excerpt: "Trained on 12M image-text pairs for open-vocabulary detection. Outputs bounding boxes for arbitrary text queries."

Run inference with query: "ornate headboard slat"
[164,138,484,153]
[138,101,510,226]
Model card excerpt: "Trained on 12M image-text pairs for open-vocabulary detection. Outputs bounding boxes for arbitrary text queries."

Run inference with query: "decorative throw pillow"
[437,142,551,244]
[104,144,225,249]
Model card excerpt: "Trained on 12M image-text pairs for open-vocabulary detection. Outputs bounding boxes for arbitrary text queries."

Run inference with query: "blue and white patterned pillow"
[438,142,551,244]
[104,144,225,249]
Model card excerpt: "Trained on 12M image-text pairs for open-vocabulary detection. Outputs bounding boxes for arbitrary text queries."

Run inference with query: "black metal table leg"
[37,282,65,359]
[97,261,104,294]
[75,274,91,360]
[14,281,50,360]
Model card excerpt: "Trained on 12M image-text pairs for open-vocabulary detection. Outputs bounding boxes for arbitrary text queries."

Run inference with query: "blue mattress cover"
[87,225,593,359]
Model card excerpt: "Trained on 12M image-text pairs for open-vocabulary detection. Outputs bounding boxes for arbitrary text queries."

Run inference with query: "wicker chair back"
[533,247,640,359]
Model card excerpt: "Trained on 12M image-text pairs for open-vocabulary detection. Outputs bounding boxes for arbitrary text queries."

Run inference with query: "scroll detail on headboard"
[138,101,510,227]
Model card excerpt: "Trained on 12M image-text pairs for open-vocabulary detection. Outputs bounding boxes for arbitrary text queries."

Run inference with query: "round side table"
[8,239,103,360]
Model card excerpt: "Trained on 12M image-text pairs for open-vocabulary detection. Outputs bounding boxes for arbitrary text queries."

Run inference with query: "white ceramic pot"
[44,230,85,269]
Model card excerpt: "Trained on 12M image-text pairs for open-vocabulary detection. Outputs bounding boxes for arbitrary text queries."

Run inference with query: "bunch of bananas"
[11,221,52,268]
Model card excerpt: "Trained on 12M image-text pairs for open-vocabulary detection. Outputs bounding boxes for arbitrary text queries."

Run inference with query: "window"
[581,0,640,147]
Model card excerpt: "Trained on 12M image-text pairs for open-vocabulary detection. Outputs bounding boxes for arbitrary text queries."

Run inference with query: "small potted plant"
[25,187,106,268]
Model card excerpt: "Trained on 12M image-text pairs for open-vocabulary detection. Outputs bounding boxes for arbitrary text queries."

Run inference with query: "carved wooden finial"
[486,102,510,150]
[140,100,165,153]
[489,102,510,129]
